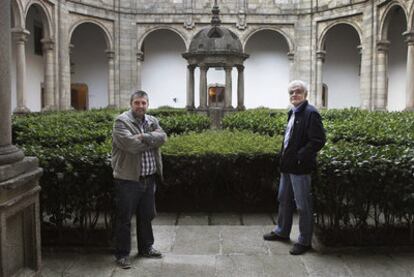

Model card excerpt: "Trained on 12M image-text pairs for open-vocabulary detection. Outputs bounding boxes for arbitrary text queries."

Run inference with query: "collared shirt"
[137,116,157,176]
[284,102,305,149]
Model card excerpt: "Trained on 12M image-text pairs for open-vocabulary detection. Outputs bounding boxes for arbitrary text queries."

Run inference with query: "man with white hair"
[263,80,326,255]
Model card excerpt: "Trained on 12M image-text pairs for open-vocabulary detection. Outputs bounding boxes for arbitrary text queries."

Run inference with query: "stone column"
[287,52,295,81]
[376,40,390,110]
[199,65,208,110]
[12,28,30,114]
[237,65,245,110]
[106,50,115,108]
[186,64,195,110]
[316,50,326,108]
[404,32,414,110]
[0,2,42,276]
[41,39,55,111]
[67,44,74,110]
[224,66,233,109]
[136,51,144,90]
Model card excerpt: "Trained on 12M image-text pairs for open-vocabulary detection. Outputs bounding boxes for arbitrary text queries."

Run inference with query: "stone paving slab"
[172,226,220,255]
[242,213,274,225]
[177,213,209,225]
[153,213,177,225]
[40,213,414,277]
[210,213,241,225]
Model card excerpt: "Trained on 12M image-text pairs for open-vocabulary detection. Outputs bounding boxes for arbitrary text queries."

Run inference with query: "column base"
[404,106,414,112]
[185,105,195,111]
[41,105,57,112]
[106,104,117,109]
[0,145,24,166]
[13,106,30,114]
[236,105,246,111]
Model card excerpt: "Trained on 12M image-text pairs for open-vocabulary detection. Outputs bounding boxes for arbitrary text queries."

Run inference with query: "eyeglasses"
[288,89,304,96]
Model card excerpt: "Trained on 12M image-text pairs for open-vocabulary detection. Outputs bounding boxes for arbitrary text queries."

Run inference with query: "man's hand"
[133,134,144,141]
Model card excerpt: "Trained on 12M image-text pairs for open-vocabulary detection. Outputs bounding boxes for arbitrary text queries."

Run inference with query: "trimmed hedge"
[12,108,414,246]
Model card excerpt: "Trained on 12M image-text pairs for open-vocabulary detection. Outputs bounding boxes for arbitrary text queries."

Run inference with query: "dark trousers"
[114,177,156,259]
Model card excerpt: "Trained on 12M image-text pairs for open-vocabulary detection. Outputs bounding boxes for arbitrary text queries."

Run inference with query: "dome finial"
[211,0,221,26]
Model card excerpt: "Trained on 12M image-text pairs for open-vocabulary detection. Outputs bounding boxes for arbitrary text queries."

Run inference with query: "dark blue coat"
[280,100,326,174]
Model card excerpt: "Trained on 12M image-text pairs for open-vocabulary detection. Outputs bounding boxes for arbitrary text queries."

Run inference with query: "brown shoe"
[263,231,290,241]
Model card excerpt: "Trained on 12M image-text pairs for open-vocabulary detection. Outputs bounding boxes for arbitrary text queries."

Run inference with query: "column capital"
[287,52,295,61]
[199,64,208,71]
[377,40,390,52]
[316,50,326,61]
[187,64,196,71]
[136,51,144,62]
[236,64,245,72]
[224,65,233,72]
[106,50,115,60]
[11,28,29,42]
[41,38,55,51]
[403,31,414,45]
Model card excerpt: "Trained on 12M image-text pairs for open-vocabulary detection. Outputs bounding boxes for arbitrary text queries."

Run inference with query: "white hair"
[287,80,308,94]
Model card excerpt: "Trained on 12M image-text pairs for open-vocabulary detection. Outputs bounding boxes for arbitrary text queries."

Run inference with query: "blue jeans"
[114,177,156,259]
[274,173,313,246]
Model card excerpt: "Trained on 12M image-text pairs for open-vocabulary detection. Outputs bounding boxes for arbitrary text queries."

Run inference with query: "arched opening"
[322,24,361,108]
[23,5,47,111]
[70,23,109,110]
[244,30,290,108]
[386,7,407,111]
[141,29,186,108]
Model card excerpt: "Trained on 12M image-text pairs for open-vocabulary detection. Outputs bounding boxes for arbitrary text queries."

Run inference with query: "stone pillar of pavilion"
[404,32,414,111]
[199,65,208,110]
[224,66,233,109]
[0,1,43,276]
[186,64,195,110]
[12,28,30,114]
[315,50,326,108]
[42,38,56,111]
[106,50,116,108]
[376,40,390,111]
[237,65,245,110]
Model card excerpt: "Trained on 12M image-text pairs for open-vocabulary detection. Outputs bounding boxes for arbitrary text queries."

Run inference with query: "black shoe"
[116,256,131,269]
[263,231,290,241]
[138,247,162,258]
[289,243,311,255]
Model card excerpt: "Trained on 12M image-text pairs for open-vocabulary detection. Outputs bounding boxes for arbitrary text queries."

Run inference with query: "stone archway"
[69,22,114,109]
[140,29,187,108]
[244,29,291,109]
[318,23,361,109]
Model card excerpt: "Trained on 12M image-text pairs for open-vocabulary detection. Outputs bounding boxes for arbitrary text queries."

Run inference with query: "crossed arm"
[112,119,167,154]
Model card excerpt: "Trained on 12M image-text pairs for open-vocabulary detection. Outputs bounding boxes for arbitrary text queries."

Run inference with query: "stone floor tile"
[40,252,80,277]
[112,258,162,277]
[177,213,209,225]
[160,254,216,277]
[211,213,241,225]
[63,254,114,277]
[172,226,220,255]
[262,255,308,277]
[152,213,178,225]
[221,226,268,255]
[243,213,274,225]
[153,225,177,254]
[300,253,352,277]
[390,254,414,276]
[215,254,265,277]
[341,254,411,277]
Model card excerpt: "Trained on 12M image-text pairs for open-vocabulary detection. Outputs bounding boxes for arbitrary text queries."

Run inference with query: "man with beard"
[112,90,167,268]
